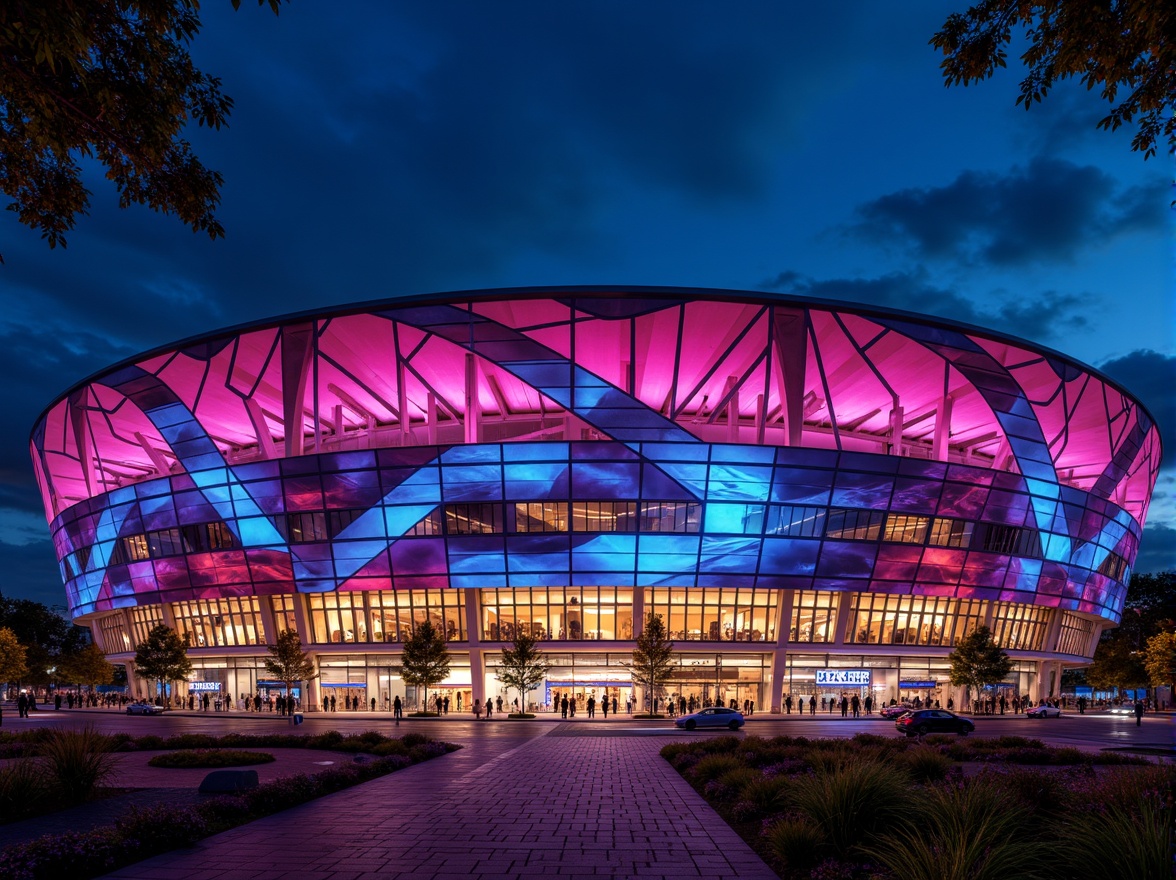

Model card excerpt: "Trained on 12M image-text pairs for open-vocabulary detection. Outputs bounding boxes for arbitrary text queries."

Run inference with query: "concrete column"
[305,653,321,712]
[768,647,788,714]
[769,590,793,712]
[469,647,486,709]
[632,586,646,637]
[257,596,279,645]
[1042,608,1064,653]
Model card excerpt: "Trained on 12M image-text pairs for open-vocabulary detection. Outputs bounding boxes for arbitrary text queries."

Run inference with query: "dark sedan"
[895,709,974,737]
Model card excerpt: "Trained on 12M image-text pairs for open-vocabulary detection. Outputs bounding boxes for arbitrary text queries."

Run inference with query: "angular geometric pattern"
[32,288,1160,625]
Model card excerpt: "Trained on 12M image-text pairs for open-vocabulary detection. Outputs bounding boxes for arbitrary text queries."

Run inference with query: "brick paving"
[99,728,777,880]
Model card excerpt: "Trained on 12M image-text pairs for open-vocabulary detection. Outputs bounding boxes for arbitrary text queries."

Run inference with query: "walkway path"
[100,727,776,880]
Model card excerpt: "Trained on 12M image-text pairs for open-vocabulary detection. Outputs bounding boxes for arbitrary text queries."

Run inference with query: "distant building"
[31,287,1161,711]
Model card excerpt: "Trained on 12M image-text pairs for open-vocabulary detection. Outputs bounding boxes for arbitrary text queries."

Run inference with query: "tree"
[931,2,1175,159]
[1142,631,1175,690]
[0,597,87,685]
[627,613,676,716]
[57,642,115,695]
[0,0,285,258]
[1086,635,1148,690]
[263,629,317,715]
[399,619,449,714]
[133,624,192,702]
[0,627,28,727]
[948,625,1015,701]
[497,630,549,717]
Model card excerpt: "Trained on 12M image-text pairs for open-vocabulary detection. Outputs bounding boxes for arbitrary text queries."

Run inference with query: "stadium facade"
[31,288,1161,712]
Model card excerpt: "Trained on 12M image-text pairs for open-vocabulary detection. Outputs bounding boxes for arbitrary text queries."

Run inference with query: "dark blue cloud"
[1134,524,1176,575]
[757,269,1092,343]
[850,157,1167,266]
[1097,350,1176,471]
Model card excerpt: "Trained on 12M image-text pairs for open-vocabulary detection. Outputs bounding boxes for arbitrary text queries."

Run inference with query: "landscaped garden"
[663,733,1174,880]
[0,726,459,880]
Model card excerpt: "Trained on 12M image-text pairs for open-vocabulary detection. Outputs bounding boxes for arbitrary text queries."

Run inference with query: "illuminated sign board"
[899,680,938,689]
[815,669,871,686]
[188,681,221,692]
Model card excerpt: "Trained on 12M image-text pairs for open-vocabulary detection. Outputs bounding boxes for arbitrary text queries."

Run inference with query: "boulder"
[198,769,260,793]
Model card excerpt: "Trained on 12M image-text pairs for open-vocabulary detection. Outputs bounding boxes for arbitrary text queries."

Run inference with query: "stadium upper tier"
[31,287,1160,622]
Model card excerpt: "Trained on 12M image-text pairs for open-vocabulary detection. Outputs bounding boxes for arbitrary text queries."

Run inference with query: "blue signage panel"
[188,681,221,692]
[899,680,938,689]
[815,669,871,686]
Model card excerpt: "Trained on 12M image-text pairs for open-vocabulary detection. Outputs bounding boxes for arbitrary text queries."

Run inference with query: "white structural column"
[768,590,794,712]
[464,588,485,709]
[281,323,315,457]
[772,307,808,447]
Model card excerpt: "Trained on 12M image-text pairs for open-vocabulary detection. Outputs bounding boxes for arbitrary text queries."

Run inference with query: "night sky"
[2,2,1172,609]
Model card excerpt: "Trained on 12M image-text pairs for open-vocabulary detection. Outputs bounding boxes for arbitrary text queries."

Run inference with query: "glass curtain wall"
[645,588,777,641]
[480,587,633,641]
[308,589,467,644]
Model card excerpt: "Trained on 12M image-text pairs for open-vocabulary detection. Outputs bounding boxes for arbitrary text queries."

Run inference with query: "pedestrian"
[330,695,336,712]
[785,694,792,714]
[587,696,596,718]
[1134,699,1144,726]
[612,696,618,715]
[473,698,482,720]
[561,695,569,718]
[444,696,450,714]
[851,694,860,718]
[485,698,493,719]
[809,694,816,715]
[496,695,503,714]
[602,696,608,718]
[840,695,849,717]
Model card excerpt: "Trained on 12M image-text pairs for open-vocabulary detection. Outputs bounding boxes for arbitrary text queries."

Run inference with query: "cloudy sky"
[2,2,1173,609]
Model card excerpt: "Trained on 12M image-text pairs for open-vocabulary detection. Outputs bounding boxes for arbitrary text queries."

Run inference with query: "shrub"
[115,803,212,851]
[161,734,219,750]
[1053,790,1173,880]
[901,745,954,783]
[308,730,344,748]
[734,775,792,820]
[990,765,1079,817]
[788,757,909,852]
[763,817,825,876]
[400,732,428,747]
[0,758,50,820]
[0,828,127,880]
[371,740,408,757]
[705,767,759,800]
[37,726,120,803]
[147,749,276,769]
[688,754,744,786]
[873,776,1043,880]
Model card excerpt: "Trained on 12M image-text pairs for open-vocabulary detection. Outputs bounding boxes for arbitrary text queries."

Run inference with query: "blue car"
[674,707,746,731]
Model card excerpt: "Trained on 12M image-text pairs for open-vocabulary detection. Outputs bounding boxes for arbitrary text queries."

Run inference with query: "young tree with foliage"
[399,619,450,714]
[0,627,28,727]
[263,629,318,715]
[57,642,115,697]
[627,613,676,716]
[1087,634,1149,691]
[948,625,1014,704]
[931,1,1174,159]
[0,0,287,258]
[1142,631,1175,690]
[497,630,549,716]
[133,625,193,702]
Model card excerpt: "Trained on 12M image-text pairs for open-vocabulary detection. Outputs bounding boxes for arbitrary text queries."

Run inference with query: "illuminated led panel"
[31,288,1160,625]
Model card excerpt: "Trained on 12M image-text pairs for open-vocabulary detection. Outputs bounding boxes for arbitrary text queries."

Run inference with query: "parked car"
[1026,704,1062,718]
[895,709,974,737]
[126,701,165,716]
[880,704,914,719]
[673,706,746,731]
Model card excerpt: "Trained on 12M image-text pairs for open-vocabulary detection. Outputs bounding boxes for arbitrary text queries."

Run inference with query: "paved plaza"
[98,726,777,880]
